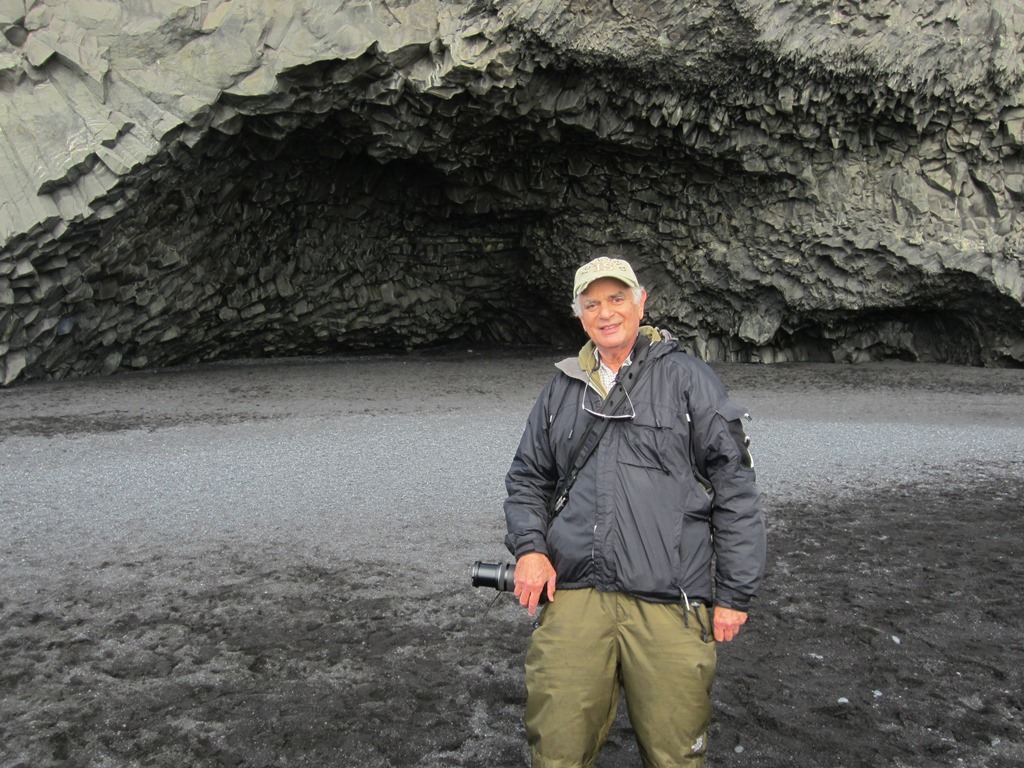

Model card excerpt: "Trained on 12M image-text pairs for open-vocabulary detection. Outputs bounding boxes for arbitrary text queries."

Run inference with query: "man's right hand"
[514,552,556,616]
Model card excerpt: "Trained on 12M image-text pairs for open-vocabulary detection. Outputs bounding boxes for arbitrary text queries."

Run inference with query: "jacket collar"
[556,326,668,390]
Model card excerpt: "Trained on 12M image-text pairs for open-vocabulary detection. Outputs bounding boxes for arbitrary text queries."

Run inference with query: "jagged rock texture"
[1,0,1023,385]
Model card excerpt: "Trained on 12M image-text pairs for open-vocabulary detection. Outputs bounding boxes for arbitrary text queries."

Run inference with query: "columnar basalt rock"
[1,0,1022,385]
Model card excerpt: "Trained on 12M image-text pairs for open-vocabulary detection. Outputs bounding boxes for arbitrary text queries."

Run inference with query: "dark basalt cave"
[2,0,1023,385]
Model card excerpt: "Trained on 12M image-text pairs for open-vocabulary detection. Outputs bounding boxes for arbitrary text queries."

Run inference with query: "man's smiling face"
[577,276,647,365]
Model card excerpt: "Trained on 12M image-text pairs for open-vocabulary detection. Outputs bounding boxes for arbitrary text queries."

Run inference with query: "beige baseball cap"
[573,256,640,298]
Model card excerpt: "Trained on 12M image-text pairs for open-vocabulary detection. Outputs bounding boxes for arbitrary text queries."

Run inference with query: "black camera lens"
[471,561,515,592]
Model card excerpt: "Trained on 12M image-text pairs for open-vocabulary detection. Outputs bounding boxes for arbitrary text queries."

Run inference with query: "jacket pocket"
[716,398,754,468]
[619,403,677,473]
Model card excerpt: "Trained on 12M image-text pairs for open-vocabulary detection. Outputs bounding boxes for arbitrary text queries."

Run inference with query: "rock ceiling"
[1,0,1023,385]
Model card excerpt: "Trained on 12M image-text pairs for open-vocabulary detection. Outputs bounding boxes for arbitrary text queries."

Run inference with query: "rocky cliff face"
[2,0,1022,385]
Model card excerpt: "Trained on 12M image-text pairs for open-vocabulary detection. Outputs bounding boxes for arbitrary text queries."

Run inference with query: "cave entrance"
[89,113,595,374]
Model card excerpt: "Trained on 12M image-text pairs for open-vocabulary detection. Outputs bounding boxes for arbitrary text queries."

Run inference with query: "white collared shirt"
[597,352,631,394]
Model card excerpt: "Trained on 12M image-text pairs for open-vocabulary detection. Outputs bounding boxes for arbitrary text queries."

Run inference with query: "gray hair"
[571,286,645,318]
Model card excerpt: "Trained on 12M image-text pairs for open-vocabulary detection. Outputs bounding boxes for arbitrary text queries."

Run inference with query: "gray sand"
[1,352,1022,767]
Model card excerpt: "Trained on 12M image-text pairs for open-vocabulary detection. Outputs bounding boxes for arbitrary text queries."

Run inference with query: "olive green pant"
[525,588,716,768]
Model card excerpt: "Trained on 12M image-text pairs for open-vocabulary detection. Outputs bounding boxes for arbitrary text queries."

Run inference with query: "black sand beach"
[1,352,1022,767]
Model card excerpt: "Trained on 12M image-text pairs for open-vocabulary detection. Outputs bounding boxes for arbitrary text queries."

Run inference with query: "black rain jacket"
[503,328,766,610]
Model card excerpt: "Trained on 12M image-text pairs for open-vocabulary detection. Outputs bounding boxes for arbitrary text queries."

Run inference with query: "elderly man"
[503,255,766,768]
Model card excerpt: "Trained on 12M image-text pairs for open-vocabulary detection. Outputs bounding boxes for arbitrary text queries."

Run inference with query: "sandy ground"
[1,350,1023,768]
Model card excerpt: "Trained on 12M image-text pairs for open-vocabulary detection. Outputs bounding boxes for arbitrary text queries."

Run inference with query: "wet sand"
[1,351,1023,767]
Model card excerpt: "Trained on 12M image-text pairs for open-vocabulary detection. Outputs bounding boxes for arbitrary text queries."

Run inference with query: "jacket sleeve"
[688,363,767,611]
[503,381,559,559]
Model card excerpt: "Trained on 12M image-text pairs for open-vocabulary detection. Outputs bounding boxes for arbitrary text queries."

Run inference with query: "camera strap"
[549,337,653,518]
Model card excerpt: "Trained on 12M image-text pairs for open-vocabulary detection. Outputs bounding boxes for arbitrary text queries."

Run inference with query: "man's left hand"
[712,606,748,642]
